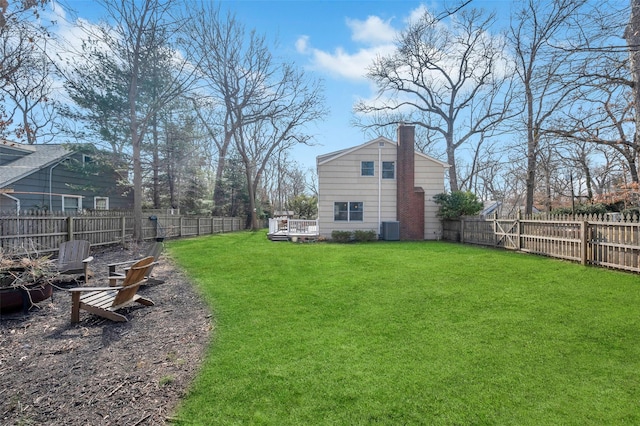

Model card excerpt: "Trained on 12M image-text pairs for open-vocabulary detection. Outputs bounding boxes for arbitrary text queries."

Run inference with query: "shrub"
[331,230,352,243]
[551,203,608,216]
[354,230,377,242]
[622,207,640,218]
[433,191,484,219]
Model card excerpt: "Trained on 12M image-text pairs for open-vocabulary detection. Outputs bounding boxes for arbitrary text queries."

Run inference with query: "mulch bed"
[0,243,213,425]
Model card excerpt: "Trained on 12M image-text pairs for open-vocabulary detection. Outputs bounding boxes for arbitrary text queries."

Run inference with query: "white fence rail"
[268,218,318,237]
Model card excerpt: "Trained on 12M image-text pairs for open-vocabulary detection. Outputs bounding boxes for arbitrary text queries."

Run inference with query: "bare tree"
[0,0,53,142]
[553,88,637,181]
[509,0,586,214]
[0,1,47,28]
[457,136,503,197]
[234,62,327,229]
[262,151,307,213]
[185,4,265,216]
[627,0,640,156]
[356,8,513,191]
[548,2,636,186]
[186,4,327,227]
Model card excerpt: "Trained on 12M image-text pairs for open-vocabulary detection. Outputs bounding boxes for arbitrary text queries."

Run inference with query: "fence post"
[67,216,74,241]
[516,211,522,251]
[179,216,184,238]
[197,217,201,236]
[493,213,497,246]
[460,218,465,243]
[121,216,126,246]
[580,221,588,265]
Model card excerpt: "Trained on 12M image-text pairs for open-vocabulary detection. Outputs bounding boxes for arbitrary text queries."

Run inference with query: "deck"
[267,218,319,242]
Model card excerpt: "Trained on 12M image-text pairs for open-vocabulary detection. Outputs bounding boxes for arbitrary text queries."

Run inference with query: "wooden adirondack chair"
[69,256,156,323]
[107,241,163,286]
[57,240,93,280]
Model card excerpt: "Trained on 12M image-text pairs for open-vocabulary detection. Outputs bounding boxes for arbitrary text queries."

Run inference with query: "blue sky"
[215,0,512,171]
[54,0,514,172]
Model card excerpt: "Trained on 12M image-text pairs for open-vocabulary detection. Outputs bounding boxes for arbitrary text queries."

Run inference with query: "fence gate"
[494,219,519,250]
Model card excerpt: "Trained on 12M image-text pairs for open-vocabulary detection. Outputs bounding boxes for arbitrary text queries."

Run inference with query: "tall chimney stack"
[397,125,425,240]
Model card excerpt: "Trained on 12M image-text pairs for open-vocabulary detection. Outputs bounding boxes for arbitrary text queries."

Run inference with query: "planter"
[0,283,53,313]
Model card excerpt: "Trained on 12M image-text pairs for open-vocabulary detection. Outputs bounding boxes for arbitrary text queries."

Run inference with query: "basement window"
[334,202,363,221]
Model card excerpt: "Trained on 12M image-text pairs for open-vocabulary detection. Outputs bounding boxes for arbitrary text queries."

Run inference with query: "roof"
[316,136,450,168]
[0,142,73,187]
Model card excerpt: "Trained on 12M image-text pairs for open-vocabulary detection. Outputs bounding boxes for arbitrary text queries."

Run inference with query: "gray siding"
[2,152,132,212]
[0,146,31,166]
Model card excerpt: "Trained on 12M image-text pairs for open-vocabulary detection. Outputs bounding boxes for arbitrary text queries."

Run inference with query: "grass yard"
[168,231,640,425]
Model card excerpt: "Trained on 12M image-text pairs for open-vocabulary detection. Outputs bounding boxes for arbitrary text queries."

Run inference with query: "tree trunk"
[524,82,537,215]
[211,138,229,216]
[132,127,143,242]
[152,113,160,208]
[130,66,142,242]
[445,133,459,192]
[627,0,640,170]
[246,167,258,230]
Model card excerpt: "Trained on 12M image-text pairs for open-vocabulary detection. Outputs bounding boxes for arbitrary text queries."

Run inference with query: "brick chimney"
[396,125,425,240]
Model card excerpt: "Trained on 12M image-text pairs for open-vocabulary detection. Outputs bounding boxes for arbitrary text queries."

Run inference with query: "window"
[334,202,363,221]
[83,154,94,165]
[62,196,81,213]
[382,161,395,179]
[94,196,109,210]
[361,161,374,176]
[349,202,363,221]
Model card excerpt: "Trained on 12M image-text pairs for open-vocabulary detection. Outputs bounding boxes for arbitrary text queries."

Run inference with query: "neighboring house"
[0,141,133,214]
[480,200,502,218]
[316,125,449,240]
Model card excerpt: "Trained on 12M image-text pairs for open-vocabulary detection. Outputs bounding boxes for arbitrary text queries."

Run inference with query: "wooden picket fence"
[0,212,244,255]
[442,213,640,273]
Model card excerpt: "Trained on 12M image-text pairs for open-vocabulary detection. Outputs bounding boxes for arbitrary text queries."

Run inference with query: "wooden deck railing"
[0,213,244,255]
[442,214,640,273]
[268,218,318,236]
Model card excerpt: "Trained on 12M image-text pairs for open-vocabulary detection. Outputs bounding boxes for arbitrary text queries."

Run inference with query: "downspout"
[2,193,21,238]
[2,192,20,216]
[49,159,65,211]
[378,142,382,236]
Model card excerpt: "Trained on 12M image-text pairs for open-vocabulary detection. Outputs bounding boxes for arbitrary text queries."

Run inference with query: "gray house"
[0,141,133,214]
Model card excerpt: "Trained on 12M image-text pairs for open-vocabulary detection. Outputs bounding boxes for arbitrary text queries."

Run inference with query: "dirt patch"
[0,243,213,425]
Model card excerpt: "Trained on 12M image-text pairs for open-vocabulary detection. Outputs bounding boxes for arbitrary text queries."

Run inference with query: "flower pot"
[0,283,53,313]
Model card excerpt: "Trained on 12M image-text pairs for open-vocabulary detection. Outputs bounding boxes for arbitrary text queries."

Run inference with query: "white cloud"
[295,35,310,54]
[346,15,396,45]
[407,4,429,25]
[304,43,396,82]
[298,9,407,82]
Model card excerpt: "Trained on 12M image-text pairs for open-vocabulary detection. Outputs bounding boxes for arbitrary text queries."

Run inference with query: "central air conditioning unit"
[381,221,400,241]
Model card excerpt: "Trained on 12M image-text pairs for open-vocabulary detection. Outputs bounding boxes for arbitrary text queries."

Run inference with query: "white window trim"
[334,201,364,222]
[382,161,395,179]
[62,195,82,212]
[94,196,109,210]
[361,161,375,177]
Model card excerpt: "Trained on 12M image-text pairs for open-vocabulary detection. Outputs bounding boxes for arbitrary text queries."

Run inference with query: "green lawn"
[168,231,640,425]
